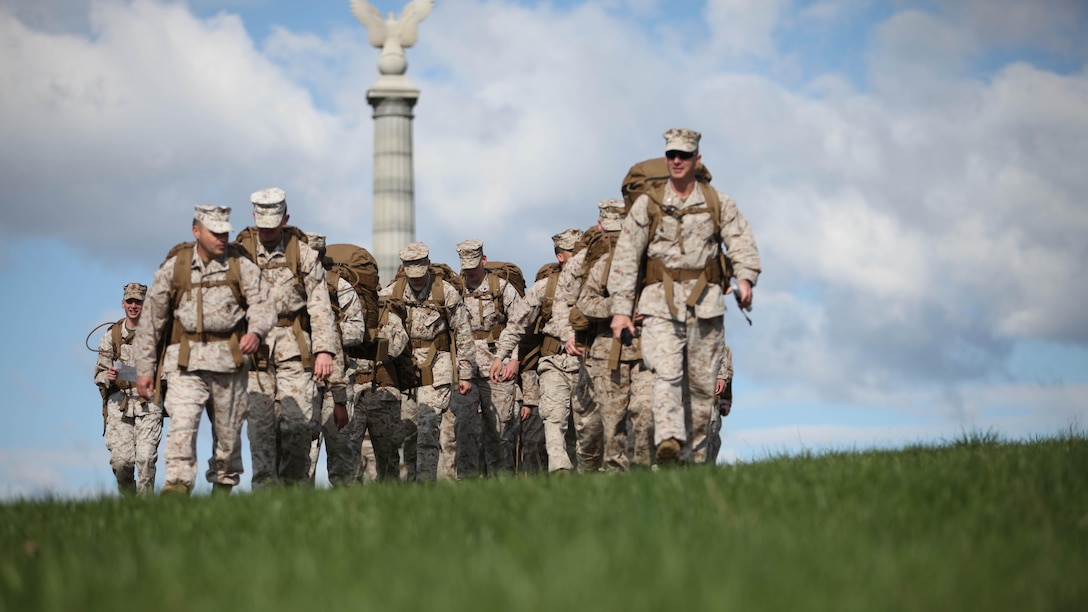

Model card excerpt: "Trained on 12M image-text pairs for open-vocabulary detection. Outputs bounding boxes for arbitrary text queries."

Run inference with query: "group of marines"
[93,127,761,496]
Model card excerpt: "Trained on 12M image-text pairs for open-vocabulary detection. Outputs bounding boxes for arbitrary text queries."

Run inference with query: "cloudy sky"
[1,0,1085,498]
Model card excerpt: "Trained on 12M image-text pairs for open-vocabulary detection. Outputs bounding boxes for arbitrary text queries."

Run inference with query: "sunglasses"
[665,150,695,160]
[125,299,143,304]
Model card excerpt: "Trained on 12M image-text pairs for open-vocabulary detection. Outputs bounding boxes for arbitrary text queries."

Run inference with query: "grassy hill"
[2,432,1085,611]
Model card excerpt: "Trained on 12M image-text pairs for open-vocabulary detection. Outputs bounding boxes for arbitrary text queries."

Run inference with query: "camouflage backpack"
[323,243,381,343]
[620,157,733,303]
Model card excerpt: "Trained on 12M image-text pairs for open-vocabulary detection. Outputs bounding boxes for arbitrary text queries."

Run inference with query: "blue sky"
[1,0,1086,498]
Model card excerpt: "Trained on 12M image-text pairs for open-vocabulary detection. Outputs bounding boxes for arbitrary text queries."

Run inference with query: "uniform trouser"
[507,371,546,474]
[585,355,653,471]
[247,357,320,487]
[640,314,724,464]
[407,383,450,482]
[537,356,578,472]
[627,363,655,466]
[104,393,163,494]
[357,435,379,483]
[162,369,247,489]
[571,360,603,472]
[439,383,481,480]
[350,384,404,482]
[307,383,356,487]
[400,394,418,482]
[446,377,517,477]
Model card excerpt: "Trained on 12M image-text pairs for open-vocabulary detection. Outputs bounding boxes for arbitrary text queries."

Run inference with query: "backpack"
[620,157,734,303]
[234,225,310,286]
[517,262,562,373]
[483,261,526,297]
[323,243,381,341]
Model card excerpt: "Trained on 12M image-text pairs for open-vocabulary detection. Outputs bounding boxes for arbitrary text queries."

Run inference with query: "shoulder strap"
[110,319,126,361]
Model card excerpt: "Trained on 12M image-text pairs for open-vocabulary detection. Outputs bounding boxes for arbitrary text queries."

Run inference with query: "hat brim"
[202,220,233,233]
[253,212,284,229]
[459,255,482,269]
[403,263,429,278]
[600,218,623,232]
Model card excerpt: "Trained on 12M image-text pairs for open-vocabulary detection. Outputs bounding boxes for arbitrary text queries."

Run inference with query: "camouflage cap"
[551,227,583,252]
[597,198,626,232]
[399,241,430,278]
[455,239,484,269]
[194,205,233,233]
[123,282,148,301]
[663,128,701,153]
[251,187,287,229]
[304,232,326,251]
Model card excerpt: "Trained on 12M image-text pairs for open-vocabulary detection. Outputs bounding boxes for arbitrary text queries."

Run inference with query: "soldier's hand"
[239,332,261,354]
[458,379,473,395]
[715,379,727,396]
[333,403,349,430]
[488,358,504,383]
[106,367,118,382]
[737,279,753,310]
[565,336,584,357]
[313,352,334,381]
[520,405,532,421]
[611,315,635,342]
[136,376,154,402]
[501,359,519,382]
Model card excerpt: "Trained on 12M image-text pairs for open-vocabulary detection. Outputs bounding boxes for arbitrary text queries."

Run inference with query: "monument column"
[352,0,434,283]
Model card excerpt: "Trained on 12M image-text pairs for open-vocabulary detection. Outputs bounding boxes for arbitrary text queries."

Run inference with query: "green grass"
[3,432,1086,611]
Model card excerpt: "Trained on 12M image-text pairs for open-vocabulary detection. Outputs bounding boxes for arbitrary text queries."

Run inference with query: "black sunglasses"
[665,150,695,160]
[125,299,143,304]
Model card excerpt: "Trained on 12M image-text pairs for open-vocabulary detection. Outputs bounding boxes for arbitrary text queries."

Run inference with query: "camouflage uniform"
[243,189,340,487]
[505,371,547,473]
[493,229,582,473]
[133,207,274,492]
[308,273,366,486]
[95,288,163,494]
[448,240,523,477]
[574,226,655,470]
[551,246,603,472]
[379,243,476,482]
[347,299,410,483]
[608,130,760,464]
[708,342,733,463]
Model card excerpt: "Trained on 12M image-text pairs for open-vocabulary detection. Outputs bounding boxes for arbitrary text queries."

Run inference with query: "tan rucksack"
[323,243,381,342]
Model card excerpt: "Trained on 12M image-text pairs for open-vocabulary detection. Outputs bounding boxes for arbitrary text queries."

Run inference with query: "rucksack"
[483,261,526,297]
[234,225,310,286]
[323,243,380,341]
[517,262,562,373]
[620,157,734,305]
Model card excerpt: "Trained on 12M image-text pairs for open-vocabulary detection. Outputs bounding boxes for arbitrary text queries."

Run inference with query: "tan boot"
[655,438,682,466]
[159,482,192,497]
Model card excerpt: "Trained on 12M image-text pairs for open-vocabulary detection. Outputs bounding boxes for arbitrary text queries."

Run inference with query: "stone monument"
[352,0,434,283]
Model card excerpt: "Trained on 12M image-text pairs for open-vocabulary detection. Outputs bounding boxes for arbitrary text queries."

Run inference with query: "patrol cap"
[455,239,484,269]
[194,205,233,233]
[251,187,287,229]
[123,282,148,302]
[399,242,430,278]
[597,198,626,232]
[304,232,326,251]
[551,228,583,252]
[663,128,701,153]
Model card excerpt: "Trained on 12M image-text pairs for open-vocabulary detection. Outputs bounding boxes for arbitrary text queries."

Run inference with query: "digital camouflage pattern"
[608,181,759,463]
[379,274,476,481]
[133,243,274,490]
[576,254,652,470]
[95,321,162,494]
[245,233,339,487]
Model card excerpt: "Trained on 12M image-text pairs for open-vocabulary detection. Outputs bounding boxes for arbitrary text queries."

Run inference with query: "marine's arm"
[608,196,651,337]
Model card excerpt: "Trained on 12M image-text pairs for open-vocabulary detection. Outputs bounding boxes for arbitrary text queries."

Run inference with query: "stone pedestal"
[368,76,420,285]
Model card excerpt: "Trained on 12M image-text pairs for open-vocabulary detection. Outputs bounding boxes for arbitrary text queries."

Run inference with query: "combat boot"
[159,482,192,497]
[655,438,682,466]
